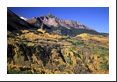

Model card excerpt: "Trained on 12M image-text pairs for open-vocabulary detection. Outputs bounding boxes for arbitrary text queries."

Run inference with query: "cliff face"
[37,15,86,29]
[26,14,106,36]
[7,10,109,74]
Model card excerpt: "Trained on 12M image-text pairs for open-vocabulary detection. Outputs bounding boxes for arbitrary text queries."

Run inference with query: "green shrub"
[64,56,73,65]
[58,65,66,71]
[7,69,20,74]
[99,63,109,70]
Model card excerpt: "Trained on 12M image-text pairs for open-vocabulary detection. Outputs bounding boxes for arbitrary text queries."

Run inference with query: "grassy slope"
[7,29,109,74]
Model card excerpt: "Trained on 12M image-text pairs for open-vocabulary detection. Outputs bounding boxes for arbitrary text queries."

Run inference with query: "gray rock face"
[33,14,90,30]
[25,14,104,36]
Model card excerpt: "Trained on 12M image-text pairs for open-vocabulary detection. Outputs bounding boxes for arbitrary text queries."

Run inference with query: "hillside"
[27,14,108,36]
[7,10,109,74]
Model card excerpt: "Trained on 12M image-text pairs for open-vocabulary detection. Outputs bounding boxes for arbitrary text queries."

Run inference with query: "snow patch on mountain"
[20,16,28,21]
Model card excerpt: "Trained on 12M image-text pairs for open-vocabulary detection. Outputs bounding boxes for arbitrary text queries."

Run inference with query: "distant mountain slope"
[27,14,108,36]
[7,9,37,32]
[7,10,108,36]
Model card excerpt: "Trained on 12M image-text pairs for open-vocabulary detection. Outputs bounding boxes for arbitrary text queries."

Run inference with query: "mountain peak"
[47,13,56,18]
[35,14,90,30]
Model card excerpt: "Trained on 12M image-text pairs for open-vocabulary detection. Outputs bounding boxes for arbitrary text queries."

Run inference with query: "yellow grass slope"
[75,33,108,45]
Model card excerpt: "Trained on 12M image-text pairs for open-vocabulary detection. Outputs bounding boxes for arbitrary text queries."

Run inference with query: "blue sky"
[8,7,109,33]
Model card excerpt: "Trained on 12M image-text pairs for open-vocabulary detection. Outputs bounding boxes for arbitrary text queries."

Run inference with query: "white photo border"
[0,0,116,81]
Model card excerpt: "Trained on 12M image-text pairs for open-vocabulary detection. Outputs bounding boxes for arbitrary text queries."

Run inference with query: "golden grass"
[20,30,62,41]
[76,33,108,45]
